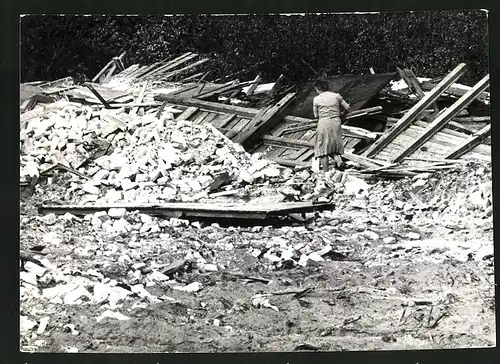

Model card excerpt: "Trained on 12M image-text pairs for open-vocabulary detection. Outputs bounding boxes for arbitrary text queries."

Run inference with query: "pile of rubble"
[20,100,286,204]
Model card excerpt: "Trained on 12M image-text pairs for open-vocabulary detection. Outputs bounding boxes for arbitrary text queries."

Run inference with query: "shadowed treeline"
[21,11,489,85]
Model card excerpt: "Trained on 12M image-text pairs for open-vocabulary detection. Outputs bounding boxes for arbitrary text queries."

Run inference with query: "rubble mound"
[20,102,287,205]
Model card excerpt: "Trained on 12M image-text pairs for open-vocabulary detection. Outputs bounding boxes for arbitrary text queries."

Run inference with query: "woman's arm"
[340,97,351,114]
[313,99,319,119]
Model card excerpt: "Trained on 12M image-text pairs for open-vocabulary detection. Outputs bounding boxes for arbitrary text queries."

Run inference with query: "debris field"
[19,52,494,352]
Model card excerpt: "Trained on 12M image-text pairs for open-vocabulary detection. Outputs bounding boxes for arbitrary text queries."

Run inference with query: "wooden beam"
[269,74,285,96]
[131,81,149,115]
[246,75,262,96]
[420,80,490,103]
[263,135,314,149]
[135,55,176,79]
[343,153,388,169]
[392,75,490,162]
[453,116,490,123]
[155,95,382,141]
[179,72,204,83]
[176,106,199,121]
[155,94,258,117]
[38,77,74,90]
[155,101,169,119]
[262,136,386,169]
[101,52,127,83]
[162,58,210,80]
[143,52,197,78]
[445,124,491,159]
[39,201,334,220]
[168,83,200,97]
[234,92,296,147]
[397,67,425,98]
[92,60,114,83]
[195,80,251,99]
[269,158,311,168]
[362,63,467,158]
[378,115,474,136]
[84,84,111,108]
[219,114,238,128]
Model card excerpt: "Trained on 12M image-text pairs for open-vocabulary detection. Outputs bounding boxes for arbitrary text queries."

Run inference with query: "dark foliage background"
[20,11,489,85]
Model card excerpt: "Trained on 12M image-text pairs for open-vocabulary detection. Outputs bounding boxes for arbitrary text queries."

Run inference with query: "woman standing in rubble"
[313,78,350,172]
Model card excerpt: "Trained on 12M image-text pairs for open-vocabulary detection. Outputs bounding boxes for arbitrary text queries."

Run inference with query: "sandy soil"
[19,166,495,353]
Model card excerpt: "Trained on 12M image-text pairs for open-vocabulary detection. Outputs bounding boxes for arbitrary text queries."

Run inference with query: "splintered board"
[39,201,334,220]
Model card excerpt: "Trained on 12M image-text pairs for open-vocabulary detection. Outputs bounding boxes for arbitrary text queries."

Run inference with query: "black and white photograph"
[19,11,494,353]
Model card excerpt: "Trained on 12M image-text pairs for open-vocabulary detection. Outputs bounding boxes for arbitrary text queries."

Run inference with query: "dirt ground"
[19,166,495,353]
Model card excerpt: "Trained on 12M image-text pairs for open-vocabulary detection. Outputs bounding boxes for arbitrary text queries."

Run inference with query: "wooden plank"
[135,55,176,79]
[398,67,425,98]
[116,64,140,78]
[381,115,474,136]
[127,65,150,79]
[445,125,492,159]
[262,136,386,169]
[281,106,382,135]
[230,117,253,134]
[83,84,111,108]
[176,106,199,121]
[155,95,378,141]
[234,92,297,147]
[168,84,200,97]
[268,74,285,97]
[269,158,311,168]
[39,201,334,220]
[179,72,204,83]
[195,80,250,100]
[193,111,210,124]
[131,81,149,115]
[218,114,238,129]
[362,63,467,158]
[102,52,127,82]
[401,68,440,117]
[162,58,210,81]
[453,116,490,123]
[155,95,256,116]
[392,75,490,162]
[155,101,169,119]
[145,52,197,78]
[263,135,314,149]
[92,60,114,83]
[420,80,490,103]
[38,77,74,90]
[200,112,219,126]
[245,75,262,96]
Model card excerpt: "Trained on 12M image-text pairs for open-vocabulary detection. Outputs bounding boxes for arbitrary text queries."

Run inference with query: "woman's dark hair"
[314,79,330,92]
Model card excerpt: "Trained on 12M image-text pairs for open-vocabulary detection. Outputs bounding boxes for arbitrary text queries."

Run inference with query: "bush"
[20,11,489,85]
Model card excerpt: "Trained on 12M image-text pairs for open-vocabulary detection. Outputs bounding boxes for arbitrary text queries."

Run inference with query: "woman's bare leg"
[332,154,343,169]
[320,156,329,172]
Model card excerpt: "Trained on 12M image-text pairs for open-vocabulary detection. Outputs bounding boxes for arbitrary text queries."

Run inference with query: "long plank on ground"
[39,201,334,220]
[362,63,467,158]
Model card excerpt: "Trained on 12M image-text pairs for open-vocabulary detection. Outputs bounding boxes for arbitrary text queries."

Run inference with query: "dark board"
[289,72,397,119]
